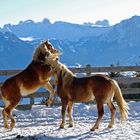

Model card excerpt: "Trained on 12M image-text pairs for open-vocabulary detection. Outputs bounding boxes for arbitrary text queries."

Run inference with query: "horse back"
[72,75,112,90]
[18,61,51,83]
[90,75,113,102]
[58,74,113,102]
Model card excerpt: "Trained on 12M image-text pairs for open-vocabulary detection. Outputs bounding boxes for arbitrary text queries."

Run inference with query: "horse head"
[44,40,58,54]
[32,40,59,63]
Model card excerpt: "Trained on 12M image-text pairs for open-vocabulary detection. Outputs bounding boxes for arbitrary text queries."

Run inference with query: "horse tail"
[111,79,129,122]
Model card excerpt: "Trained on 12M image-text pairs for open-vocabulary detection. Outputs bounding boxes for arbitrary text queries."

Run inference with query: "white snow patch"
[0,101,140,140]
[20,37,34,41]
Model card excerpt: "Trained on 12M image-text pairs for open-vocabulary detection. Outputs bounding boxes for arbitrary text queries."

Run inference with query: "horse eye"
[56,58,59,61]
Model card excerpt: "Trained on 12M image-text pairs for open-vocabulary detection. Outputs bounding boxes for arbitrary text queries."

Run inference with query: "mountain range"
[1,18,109,41]
[0,15,140,69]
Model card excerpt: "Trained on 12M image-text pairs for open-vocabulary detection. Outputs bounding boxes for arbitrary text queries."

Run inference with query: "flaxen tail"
[111,80,129,122]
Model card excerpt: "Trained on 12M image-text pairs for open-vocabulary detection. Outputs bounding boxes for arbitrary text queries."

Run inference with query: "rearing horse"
[46,57,129,131]
[0,40,58,130]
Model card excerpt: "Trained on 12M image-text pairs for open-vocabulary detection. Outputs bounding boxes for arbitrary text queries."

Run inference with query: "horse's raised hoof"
[46,98,54,106]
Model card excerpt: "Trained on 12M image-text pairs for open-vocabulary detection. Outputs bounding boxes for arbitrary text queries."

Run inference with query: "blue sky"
[0,0,140,27]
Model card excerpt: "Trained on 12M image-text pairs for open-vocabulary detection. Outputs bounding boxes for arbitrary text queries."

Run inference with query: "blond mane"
[52,61,75,86]
[32,42,50,61]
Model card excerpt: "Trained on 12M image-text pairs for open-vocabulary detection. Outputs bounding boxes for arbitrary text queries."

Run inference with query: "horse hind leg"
[4,99,20,130]
[67,101,74,127]
[107,100,116,128]
[5,106,16,130]
[2,100,10,129]
[91,102,104,131]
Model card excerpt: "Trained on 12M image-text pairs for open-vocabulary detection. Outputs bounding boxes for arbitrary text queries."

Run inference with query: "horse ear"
[44,40,49,46]
[46,43,53,51]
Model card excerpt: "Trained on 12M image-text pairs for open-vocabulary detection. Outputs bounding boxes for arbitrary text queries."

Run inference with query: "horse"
[46,57,129,131]
[0,40,58,130]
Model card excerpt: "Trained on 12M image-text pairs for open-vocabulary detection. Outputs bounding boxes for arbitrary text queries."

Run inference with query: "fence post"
[30,97,34,109]
[86,64,92,76]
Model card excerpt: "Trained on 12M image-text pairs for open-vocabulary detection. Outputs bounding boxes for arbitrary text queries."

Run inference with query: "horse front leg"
[44,82,55,105]
[60,101,68,128]
[67,101,74,127]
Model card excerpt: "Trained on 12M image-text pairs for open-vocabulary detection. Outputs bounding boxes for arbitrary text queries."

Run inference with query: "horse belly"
[20,85,39,96]
[84,92,95,102]
[75,91,95,102]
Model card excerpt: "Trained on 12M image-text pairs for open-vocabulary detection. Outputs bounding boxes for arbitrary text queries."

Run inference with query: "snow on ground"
[0,101,140,140]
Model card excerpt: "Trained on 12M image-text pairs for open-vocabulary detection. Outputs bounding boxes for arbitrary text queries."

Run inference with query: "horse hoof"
[108,125,113,128]
[69,124,73,127]
[46,103,49,106]
[10,123,15,130]
[60,126,64,129]
[90,126,98,131]
[60,125,64,129]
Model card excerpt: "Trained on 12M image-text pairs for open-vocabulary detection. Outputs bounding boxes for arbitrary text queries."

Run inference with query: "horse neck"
[29,61,50,75]
[57,64,75,86]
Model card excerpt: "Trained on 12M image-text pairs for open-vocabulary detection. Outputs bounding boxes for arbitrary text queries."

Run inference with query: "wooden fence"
[0,65,140,110]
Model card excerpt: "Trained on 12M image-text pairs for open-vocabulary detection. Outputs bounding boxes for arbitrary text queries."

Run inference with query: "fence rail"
[0,65,140,110]
[1,65,140,76]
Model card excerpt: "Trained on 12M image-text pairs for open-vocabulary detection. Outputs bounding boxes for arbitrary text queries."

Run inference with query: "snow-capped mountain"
[2,18,109,41]
[0,15,140,69]
[48,16,140,66]
[0,31,34,69]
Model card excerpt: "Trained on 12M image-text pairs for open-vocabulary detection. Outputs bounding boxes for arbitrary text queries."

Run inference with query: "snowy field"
[0,101,140,140]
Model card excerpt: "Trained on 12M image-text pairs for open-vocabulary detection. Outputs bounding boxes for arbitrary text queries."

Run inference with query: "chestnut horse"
[0,40,58,130]
[46,57,129,131]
